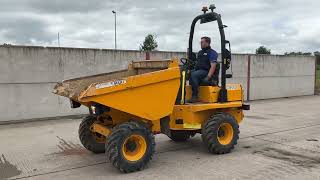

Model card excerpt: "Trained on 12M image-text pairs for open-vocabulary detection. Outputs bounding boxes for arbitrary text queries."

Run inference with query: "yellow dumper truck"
[53,5,249,173]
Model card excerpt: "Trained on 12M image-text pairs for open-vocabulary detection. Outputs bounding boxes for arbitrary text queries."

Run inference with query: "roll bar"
[187,5,229,103]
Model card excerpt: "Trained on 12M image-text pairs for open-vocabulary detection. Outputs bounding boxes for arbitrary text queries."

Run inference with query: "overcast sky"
[0,0,319,54]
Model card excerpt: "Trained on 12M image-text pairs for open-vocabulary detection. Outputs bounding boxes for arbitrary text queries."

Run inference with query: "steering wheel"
[180,58,188,65]
[180,57,196,71]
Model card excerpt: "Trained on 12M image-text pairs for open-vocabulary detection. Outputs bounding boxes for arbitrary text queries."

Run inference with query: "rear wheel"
[169,130,190,142]
[201,113,239,154]
[105,121,155,173]
[78,115,106,153]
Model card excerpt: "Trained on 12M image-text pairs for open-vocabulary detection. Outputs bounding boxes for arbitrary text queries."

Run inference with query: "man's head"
[200,36,211,49]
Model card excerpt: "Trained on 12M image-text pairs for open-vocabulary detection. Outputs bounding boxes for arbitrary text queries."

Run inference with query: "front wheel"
[105,122,155,173]
[78,115,106,153]
[201,113,239,154]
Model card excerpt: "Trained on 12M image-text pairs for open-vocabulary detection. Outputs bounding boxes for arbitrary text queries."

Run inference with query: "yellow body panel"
[170,102,244,130]
[102,108,162,133]
[79,65,181,121]
[91,123,111,137]
[54,59,245,135]
[167,84,244,131]
[185,84,243,103]
[83,61,244,133]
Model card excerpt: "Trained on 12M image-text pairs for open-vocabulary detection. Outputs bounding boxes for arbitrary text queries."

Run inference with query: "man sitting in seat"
[189,36,218,103]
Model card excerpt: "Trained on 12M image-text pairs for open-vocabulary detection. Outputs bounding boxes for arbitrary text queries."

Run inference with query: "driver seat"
[200,78,218,86]
[200,62,220,86]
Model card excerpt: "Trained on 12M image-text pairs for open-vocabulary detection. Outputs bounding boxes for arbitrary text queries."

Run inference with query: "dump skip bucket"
[54,60,181,120]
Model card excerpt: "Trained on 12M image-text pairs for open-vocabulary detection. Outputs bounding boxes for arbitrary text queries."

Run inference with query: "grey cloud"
[0,0,109,13]
[0,0,319,54]
[0,16,53,44]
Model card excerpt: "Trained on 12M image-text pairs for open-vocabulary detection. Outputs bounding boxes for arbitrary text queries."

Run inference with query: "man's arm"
[207,62,216,79]
[207,50,218,79]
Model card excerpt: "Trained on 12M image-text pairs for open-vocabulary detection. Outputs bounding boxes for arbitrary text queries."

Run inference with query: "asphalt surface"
[1,96,320,180]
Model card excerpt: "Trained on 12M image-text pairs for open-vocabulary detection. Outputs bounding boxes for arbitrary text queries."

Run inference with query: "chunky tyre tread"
[201,113,239,154]
[78,115,105,153]
[105,121,155,173]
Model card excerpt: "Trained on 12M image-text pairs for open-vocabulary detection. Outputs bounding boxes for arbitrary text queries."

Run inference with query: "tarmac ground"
[1,96,320,180]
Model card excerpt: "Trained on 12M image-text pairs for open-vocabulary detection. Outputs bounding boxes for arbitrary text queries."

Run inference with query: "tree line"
[255,45,318,56]
[255,46,319,64]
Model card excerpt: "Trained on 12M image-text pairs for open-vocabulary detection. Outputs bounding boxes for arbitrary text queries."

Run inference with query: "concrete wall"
[249,55,316,100]
[0,46,316,122]
[226,54,249,100]
[0,46,185,122]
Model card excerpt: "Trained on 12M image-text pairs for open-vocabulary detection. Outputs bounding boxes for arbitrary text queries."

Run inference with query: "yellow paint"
[185,84,243,103]
[150,119,161,132]
[217,123,234,145]
[63,59,246,135]
[183,123,202,129]
[226,108,244,124]
[122,135,147,162]
[170,102,244,130]
[91,123,111,137]
[180,71,186,105]
[168,58,180,68]
[101,108,161,133]
[177,101,243,112]
[79,63,181,121]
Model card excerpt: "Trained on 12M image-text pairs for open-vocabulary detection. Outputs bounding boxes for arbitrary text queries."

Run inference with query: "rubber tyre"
[78,115,105,153]
[105,121,155,173]
[169,130,190,142]
[201,113,239,154]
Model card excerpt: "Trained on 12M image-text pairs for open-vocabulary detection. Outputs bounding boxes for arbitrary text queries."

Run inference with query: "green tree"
[314,51,320,65]
[140,34,158,51]
[256,46,271,55]
[284,52,312,56]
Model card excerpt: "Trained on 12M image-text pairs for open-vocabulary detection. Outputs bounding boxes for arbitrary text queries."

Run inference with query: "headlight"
[90,106,96,114]
[89,104,110,115]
